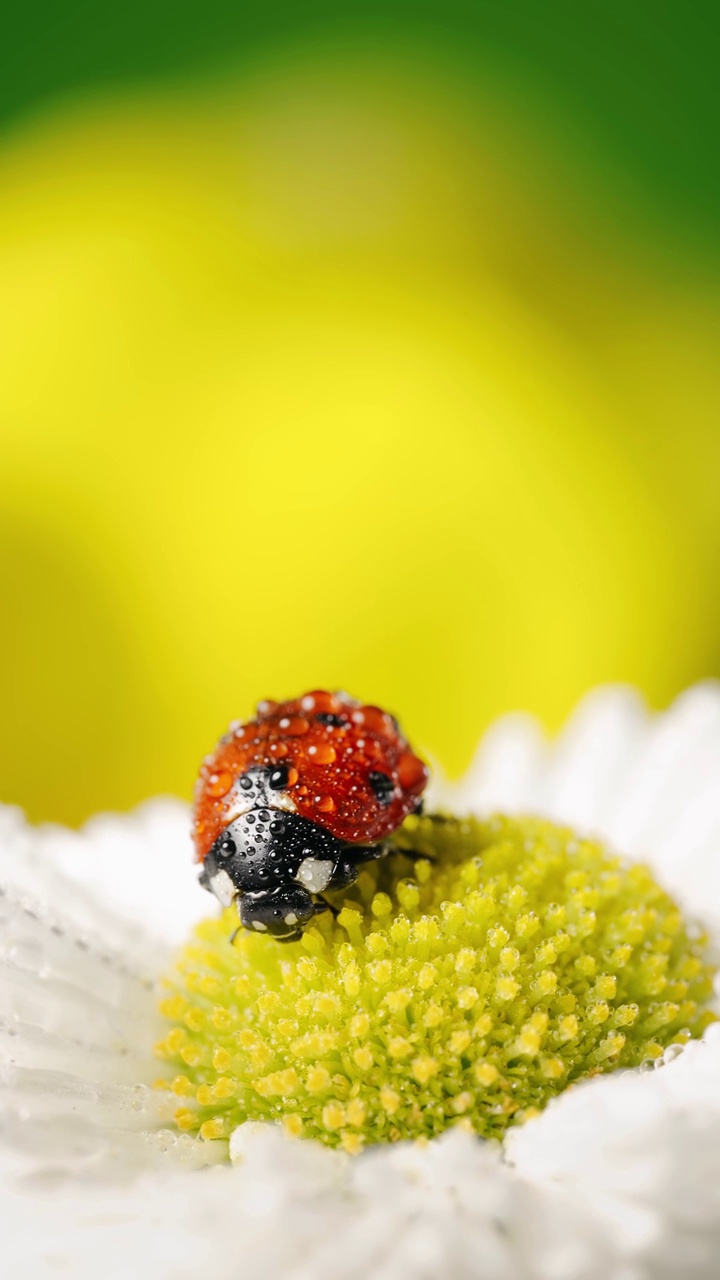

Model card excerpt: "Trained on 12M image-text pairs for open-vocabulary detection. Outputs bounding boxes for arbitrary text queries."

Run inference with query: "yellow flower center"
[156,814,716,1154]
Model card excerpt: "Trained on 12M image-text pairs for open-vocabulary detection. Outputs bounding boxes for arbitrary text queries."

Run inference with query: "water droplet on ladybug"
[308,743,336,765]
[256,699,278,717]
[398,753,428,790]
[314,794,335,813]
[360,706,387,734]
[268,764,289,789]
[286,717,309,736]
[206,771,233,799]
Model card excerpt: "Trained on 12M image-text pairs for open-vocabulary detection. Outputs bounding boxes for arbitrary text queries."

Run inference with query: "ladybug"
[193,690,428,941]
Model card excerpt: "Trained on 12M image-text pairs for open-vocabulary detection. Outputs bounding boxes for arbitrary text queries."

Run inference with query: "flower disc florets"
[157,815,716,1154]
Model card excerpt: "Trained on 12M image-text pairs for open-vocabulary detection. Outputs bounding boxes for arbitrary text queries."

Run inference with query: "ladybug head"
[236,883,320,941]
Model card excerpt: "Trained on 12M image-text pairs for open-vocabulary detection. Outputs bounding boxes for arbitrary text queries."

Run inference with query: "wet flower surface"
[2,685,720,1279]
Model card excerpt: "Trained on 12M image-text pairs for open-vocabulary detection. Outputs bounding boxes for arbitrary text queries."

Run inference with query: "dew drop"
[398,753,428,791]
[206,771,233,799]
[360,707,387,734]
[286,717,310,736]
[314,794,336,813]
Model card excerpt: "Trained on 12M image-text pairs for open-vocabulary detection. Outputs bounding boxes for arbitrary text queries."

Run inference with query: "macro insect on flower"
[193,691,429,940]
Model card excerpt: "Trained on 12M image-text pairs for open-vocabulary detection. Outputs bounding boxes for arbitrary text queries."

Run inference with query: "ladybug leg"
[344,843,388,865]
[325,843,390,893]
[409,805,452,829]
[314,896,340,917]
[398,845,436,862]
[325,858,362,894]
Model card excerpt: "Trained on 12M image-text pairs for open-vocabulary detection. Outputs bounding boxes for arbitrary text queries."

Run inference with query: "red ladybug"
[193,690,428,940]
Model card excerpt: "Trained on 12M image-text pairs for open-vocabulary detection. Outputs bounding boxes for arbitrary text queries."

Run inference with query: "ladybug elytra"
[193,690,428,940]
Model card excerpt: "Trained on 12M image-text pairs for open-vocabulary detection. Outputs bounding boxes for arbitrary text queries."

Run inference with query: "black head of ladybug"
[236,883,322,940]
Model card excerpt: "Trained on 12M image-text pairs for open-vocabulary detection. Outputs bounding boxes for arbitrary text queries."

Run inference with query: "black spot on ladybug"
[316,712,348,727]
[368,771,394,804]
[269,765,290,789]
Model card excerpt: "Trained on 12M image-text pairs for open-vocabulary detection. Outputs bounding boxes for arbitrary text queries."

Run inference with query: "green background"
[4,2,719,243]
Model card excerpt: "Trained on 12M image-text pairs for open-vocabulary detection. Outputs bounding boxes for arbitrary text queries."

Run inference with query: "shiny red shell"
[193,690,428,862]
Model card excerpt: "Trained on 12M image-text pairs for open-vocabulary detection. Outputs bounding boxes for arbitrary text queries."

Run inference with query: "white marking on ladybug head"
[284,913,298,926]
[209,868,236,908]
[252,920,268,932]
[295,857,333,894]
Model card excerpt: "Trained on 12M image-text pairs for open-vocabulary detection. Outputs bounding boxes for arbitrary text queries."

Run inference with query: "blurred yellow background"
[1,35,719,825]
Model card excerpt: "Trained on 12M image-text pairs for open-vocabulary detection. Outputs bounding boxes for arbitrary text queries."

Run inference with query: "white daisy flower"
[2,684,720,1280]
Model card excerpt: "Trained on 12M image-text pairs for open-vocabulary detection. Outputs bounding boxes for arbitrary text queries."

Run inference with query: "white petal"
[439,712,548,814]
[533,685,650,832]
[507,1027,720,1275]
[34,797,202,945]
